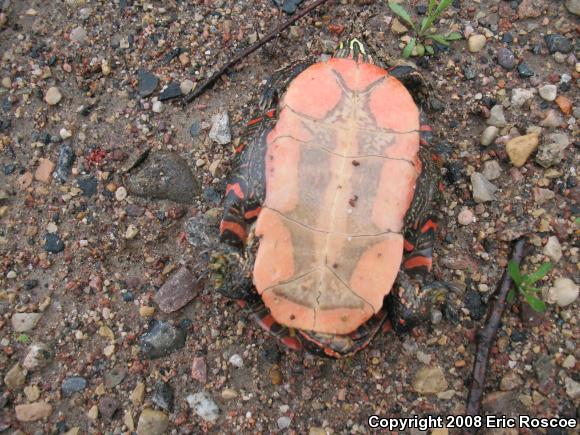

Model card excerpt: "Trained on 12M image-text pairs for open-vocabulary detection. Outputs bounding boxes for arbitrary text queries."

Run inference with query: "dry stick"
[183,0,332,105]
[464,237,527,433]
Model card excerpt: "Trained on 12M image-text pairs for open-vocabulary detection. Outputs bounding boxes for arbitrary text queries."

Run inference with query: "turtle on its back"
[189,39,450,358]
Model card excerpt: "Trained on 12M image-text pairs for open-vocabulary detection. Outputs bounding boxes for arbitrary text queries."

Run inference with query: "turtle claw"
[259,85,277,112]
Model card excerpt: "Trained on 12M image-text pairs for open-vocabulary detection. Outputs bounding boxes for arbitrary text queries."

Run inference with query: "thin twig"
[182,0,331,105]
[464,237,528,433]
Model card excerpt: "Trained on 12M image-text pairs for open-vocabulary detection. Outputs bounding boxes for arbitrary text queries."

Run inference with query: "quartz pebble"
[209,112,231,145]
[45,87,62,105]
[487,105,507,127]
[511,88,534,107]
[180,79,194,94]
[471,173,498,203]
[12,312,42,332]
[546,278,578,307]
[482,160,501,180]
[187,392,220,423]
[229,354,243,368]
[70,26,87,43]
[480,126,499,146]
[543,236,562,263]
[538,84,557,101]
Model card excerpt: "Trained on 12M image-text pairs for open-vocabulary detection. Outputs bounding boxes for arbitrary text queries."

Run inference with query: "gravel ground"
[0,0,578,434]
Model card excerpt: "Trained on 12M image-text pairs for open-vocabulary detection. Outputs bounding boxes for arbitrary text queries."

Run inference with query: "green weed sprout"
[388,0,462,57]
[507,260,553,312]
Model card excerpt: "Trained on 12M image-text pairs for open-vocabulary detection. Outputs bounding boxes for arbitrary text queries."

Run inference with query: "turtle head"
[335,38,374,64]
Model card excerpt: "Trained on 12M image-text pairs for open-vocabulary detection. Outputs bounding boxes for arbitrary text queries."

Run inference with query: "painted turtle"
[189,39,449,357]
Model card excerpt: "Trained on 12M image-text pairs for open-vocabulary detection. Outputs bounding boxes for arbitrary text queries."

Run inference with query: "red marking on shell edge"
[247,117,263,126]
[257,314,275,330]
[237,300,247,308]
[404,239,415,252]
[244,207,262,219]
[299,331,349,358]
[219,220,247,241]
[420,124,432,131]
[404,255,433,271]
[281,336,303,351]
[266,109,276,118]
[420,219,437,233]
[226,183,245,199]
[234,143,245,154]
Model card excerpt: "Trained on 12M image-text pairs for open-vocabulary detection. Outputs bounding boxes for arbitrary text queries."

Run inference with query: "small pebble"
[538,84,557,101]
[543,236,562,263]
[44,87,62,105]
[229,354,243,368]
[180,79,194,94]
[187,392,220,423]
[487,105,507,127]
[277,416,292,430]
[497,48,516,70]
[69,26,87,44]
[546,278,578,307]
[152,100,164,113]
[480,126,499,146]
[115,186,128,201]
[457,209,474,225]
[468,34,486,52]
[209,112,231,145]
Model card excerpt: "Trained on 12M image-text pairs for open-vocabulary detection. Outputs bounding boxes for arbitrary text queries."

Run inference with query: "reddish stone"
[153,266,198,313]
[555,95,572,115]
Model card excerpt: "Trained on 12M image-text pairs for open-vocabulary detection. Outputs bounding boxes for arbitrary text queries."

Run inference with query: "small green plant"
[507,260,553,312]
[388,0,462,57]
[16,334,31,344]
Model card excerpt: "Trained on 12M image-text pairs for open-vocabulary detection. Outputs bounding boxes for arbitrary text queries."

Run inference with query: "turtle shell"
[253,57,421,335]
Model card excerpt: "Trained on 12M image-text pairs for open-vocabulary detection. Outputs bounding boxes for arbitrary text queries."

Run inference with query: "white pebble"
[228,354,243,368]
[115,186,127,201]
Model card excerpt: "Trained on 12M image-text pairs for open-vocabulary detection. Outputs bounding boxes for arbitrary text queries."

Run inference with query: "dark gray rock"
[61,376,87,395]
[44,234,64,253]
[152,381,174,412]
[497,47,516,70]
[53,144,75,182]
[517,63,534,78]
[544,34,572,53]
[77,176,98,197]
[158,82,182,101]
[189,120,201,138]
[140,320,186,359]
[464,290,485,320]
[138,69,159,97]
[126,151,200,204]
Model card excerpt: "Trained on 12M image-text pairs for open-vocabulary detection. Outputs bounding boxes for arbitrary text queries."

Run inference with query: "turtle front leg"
[259,59,313,110]
[388,62,432,109]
